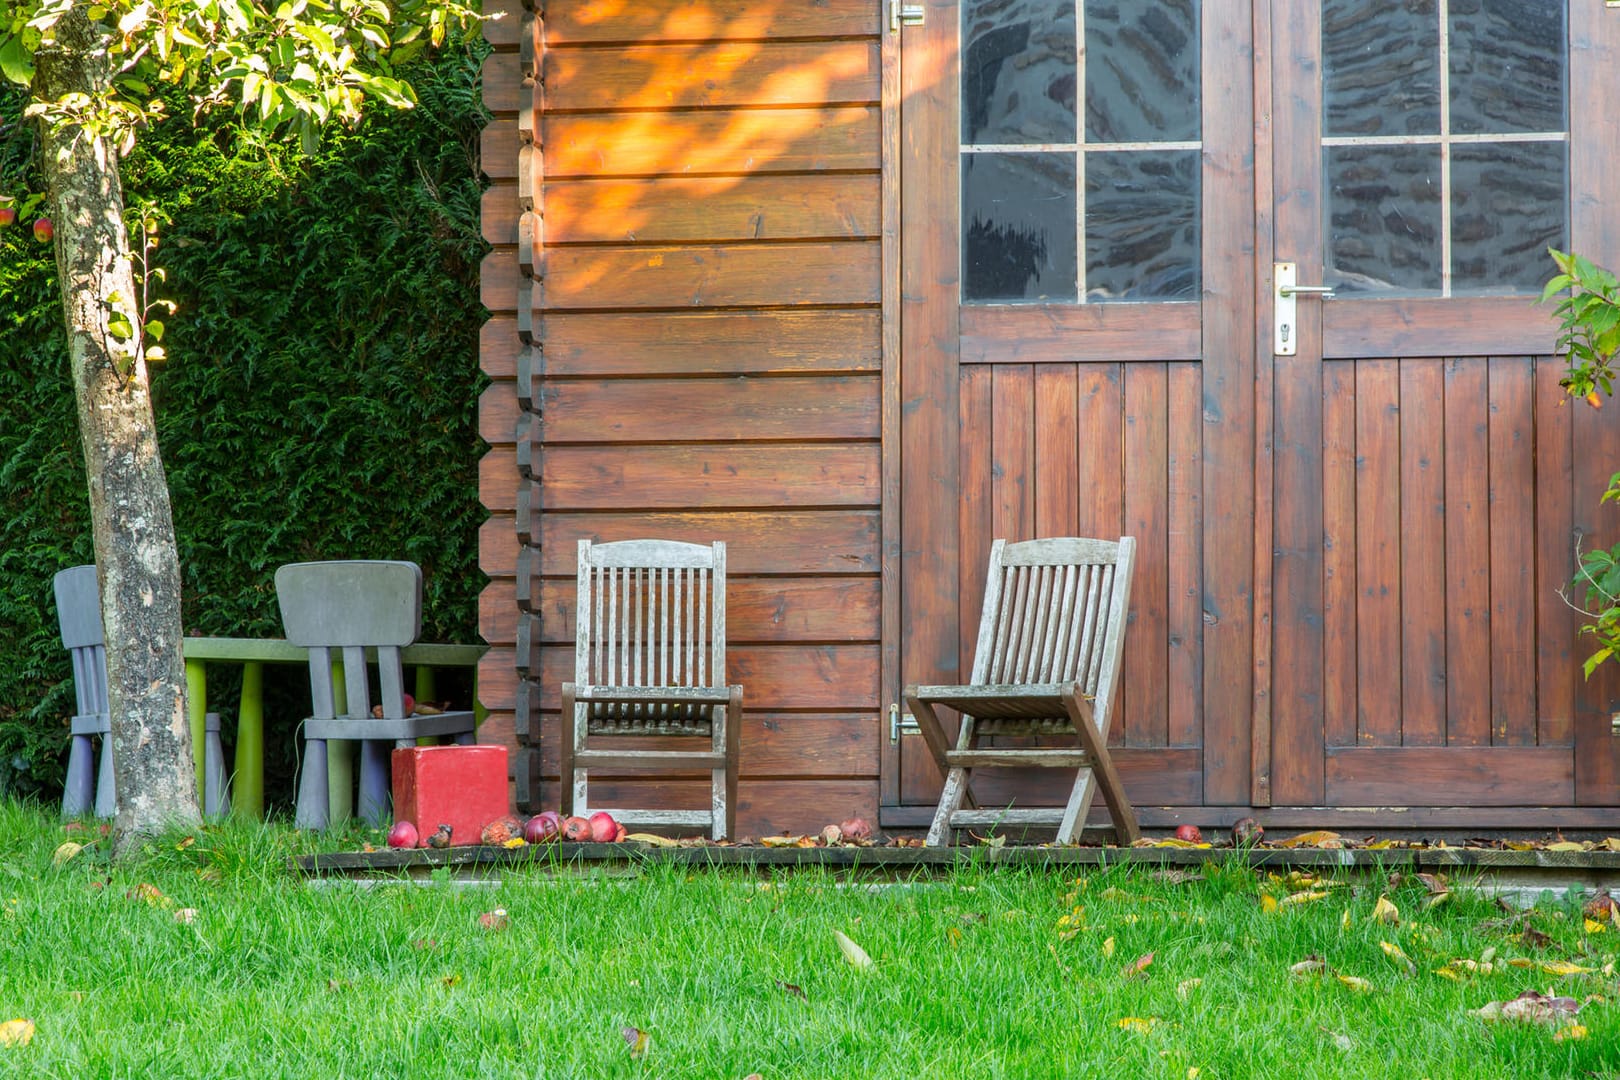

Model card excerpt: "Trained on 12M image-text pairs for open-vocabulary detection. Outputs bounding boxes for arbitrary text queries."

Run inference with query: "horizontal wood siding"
[480,0,884,833]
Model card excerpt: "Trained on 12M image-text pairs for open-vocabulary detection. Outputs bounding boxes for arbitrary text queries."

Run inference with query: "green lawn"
[0,804,1617,1078]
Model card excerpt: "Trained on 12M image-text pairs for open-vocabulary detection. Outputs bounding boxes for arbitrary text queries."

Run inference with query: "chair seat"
[305,709,477,742]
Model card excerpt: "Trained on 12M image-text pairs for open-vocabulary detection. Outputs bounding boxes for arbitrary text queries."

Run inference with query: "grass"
[0,804,1617,1078]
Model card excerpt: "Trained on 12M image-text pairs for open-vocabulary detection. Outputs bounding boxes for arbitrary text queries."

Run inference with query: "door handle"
[1274,262,1334,356]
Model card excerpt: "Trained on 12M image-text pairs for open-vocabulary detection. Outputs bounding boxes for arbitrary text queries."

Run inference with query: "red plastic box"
[391,745,510,845]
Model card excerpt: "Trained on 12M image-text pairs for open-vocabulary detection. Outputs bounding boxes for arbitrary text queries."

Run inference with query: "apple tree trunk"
[34,10,201,851]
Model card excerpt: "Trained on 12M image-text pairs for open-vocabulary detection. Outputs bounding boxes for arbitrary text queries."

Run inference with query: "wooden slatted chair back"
[54,564,108,722]
[576,539,726,736]
[968,536,1136,735]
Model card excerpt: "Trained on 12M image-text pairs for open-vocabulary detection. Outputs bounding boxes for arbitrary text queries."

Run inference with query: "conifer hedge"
[0,37,490,807]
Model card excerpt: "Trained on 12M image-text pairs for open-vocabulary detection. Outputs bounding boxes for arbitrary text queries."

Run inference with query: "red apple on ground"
[588,810,619,842]
[562,815,592,841]
[839,817,873,842]
[1174,824,1204,844]
[32,217,52,242]
[386,820,419,849]
[523,811,562,844]
[0,207,16,228]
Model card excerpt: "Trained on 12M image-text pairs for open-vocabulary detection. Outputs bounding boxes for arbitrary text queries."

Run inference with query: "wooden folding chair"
[561,539,742,841]
[905,536,1141,847]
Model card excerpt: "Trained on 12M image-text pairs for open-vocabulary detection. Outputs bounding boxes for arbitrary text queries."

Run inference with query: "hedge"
[0,36,490,809]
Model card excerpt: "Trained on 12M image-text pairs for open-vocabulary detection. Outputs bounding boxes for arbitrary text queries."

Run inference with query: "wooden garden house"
[475,0,1620,837]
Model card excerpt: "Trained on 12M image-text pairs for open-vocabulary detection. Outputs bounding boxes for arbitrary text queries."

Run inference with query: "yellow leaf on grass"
[1505,841,1536,851]
[1289,958,1329,977]
[1380,941,1416,975]
[1117,1017,1159,1033]
[1539,960,1594,976]
[1260,894,1279,914]
[1506,958,1535,969]
[1372,896,1400,925]
[1121,952,1154,979]
[1553,1024,1588,1042]
[1602,837,1620,852]
[834,930,873,969]
[52,842,83,866]
[0,1020,33,1047]
[1280,890,1329,907]
[1336,974,1375,992]
[1274,830,1342,849]
[947,926,963,948]
[1585,919,1608,934]
[1341,908,1352,931]
[1433,965,1461,981]
[1547,841,1587,852]
[1102,936,1116,958]
[622,1026,651,1059]
[1176,978,1202,1000]
[624,833,679,847]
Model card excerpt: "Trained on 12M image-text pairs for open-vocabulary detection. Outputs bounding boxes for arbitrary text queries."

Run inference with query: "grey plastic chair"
[55,564,228,819]
[276,560,477,829]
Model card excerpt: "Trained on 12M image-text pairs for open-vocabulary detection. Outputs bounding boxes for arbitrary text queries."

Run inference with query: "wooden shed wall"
[478,0,886,834]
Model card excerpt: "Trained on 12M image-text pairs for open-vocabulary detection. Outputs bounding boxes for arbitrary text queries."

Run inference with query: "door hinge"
[889,0,924,32]
[889,703,920,744]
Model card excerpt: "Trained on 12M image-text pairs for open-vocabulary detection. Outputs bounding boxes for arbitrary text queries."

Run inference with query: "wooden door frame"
[881,1,1260,815]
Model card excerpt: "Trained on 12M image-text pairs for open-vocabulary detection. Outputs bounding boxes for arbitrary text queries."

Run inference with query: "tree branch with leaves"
[0,0,477,853]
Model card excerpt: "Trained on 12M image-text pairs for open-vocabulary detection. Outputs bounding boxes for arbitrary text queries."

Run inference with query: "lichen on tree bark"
[34,9,200,852]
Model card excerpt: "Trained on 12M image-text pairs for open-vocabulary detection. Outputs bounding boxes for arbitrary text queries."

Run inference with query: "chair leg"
[926,766,970,847]
[357,739,392,826]
[1060,690,1139,844]
[295,738,330,830]
[559,684,578,818]
[63,734,95,818]
[714,687,742,841]
[203,712,230,819]
[94,735,117,819]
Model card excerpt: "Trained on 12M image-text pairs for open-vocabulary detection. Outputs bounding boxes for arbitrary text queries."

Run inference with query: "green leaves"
[1545,247,1620,404]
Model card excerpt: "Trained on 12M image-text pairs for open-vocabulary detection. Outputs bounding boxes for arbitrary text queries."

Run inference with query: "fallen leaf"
[173,907,198,924]
[760,836,801,848]
[1547,841,1587,853]
[1538,960,1594,976]
[774,979,806,1000]
[1336,974,1375,992]
[1554,1024,1588,1042]
[1279,890,1329,907]
[1149,869,1205,886]
[52,841,84,866]
[1521,926,1554,949]
[175,836,195,851]
[1176,977,1202,1000]
[1372,896,1400,925]
[622,1026,650,1059]
[1117,1017,1159,1033]
[126,883,172,909]
[1340,908,1351,931]
[947,926,963,947]
[1603,838,1620,852]
[1102,935,1116,958]
[1121,952,1154,979]
[624,833,679,847]
[1584,918,1608,935]
[0,1020,33,1047]
[1260,894,1279,913]
[1273,830,1342,849]
[834,930,873,969]
[1289,957,1329,977]
[1380,940,1416,976]
[442,973,462,988]
[1473,990,1581,1024]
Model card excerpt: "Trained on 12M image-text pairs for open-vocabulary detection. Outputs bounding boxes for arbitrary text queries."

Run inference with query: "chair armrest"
[907,682,1088,702]
[571,685,738,706]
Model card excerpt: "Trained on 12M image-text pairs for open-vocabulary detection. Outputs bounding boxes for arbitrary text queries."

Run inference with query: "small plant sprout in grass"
[2,804,1620,1076]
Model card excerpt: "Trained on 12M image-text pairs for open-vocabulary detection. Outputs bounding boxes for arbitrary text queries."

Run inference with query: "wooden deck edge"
[290,842,1620,877]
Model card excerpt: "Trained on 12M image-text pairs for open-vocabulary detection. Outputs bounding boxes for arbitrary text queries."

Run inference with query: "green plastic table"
[181,637,488,820]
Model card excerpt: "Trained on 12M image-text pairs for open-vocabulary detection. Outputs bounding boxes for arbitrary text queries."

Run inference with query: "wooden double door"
[887,0,1620,827]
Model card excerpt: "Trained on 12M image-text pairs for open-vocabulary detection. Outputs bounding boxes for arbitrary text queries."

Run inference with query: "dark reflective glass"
[1083,0,1200,144]
[963,153,1079,302]
[1085,151,1199,301]
[962,0,1077,145]
[1452,141,1567,293]
[1322,0,1440,136]
[1449,0,1564,136]
[1325,145,1442,294]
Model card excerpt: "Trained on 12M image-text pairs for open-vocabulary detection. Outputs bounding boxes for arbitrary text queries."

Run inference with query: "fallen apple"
[426,823,454,849]
[561,815,592,841]
[523,810,562,844]
[480,815,525,845]
[839,817,873,842]
[386,820,419,849]
[1174,824,1204,844]
[588,810,619,843]
[0,207,15,228]
[32,217,52,243]
[1231,817,1264,846]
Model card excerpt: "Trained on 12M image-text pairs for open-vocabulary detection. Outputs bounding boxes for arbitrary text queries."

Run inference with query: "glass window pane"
[1448,0,1564,136]
[962,0,1076,145]
[1325,145,1442,295]
[1322,0,1440,136]
[1451,142,1567,294]
[963,153,1079,302]
[1085,151,1199,301]
[1083,0,1200,144]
